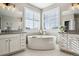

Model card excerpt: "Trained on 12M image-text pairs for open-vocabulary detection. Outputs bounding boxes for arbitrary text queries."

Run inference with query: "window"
[24,8,40,30]
[44,7,60,30]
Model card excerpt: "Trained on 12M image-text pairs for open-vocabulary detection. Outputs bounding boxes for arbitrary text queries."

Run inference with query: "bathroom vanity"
[59,9,79,55]
[0,5,27,56]
[27,35,57,50]
[0,33,26,55]
[59,33,79,55]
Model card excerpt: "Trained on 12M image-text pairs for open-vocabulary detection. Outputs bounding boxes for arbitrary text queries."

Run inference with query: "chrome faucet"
[39,30,46,35]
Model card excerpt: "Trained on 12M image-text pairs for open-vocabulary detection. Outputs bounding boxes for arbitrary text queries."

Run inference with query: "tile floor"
[12,45,73,56]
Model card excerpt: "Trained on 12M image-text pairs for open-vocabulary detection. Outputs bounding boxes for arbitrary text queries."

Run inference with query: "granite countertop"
[0,32,27,35]
[59,32,79,34]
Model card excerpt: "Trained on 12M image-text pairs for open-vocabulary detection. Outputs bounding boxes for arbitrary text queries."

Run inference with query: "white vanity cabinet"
[59,33,79,55]
[0,38,9,55]
[10,37,20,52]
[68,34,79,54]
[0,33,26,55]
[59,33,68,49]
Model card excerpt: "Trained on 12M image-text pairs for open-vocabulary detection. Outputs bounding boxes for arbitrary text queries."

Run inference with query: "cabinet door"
[10,37,20,52]
[68,35,79,54]
[0,39,9,55]
[70,37,79,53]
[59,34,68,49]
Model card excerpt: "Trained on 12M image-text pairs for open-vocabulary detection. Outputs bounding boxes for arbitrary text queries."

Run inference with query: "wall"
[74,14,79,32]
[14,3,41,12]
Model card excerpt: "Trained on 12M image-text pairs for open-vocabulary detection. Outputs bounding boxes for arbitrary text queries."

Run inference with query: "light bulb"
[73,3,78,6]
[7,7,10,10]
[13,7,15,10]
[2,6,5,9]
[2,4,6,9]
[71,6,74,10]
[77,5,79,9]
[12,7,15,12]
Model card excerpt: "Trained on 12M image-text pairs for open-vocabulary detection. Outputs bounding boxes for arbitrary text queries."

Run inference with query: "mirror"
[0,16,22,33]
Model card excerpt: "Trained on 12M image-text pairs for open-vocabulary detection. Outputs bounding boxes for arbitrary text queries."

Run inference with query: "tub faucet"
[39,30,46,35]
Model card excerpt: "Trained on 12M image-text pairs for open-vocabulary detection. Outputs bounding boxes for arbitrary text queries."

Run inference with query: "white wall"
[14,3,41,13]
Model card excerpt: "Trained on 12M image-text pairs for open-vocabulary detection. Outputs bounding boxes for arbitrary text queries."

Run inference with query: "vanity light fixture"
[0,3,6,9]
[0,3,16,10]
[72,3,79,9]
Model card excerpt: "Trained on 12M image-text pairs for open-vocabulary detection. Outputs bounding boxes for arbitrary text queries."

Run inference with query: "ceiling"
[30,3,54,9]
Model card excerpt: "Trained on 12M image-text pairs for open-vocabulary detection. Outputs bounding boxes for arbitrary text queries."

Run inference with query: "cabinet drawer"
[21,39,25,41]
[21,43,26,49]
[21,34,26,38]
[21,42,26,45]
[21,41,26,44]
[20,41,26,45]
[21,37,26,39]
[21,38,26,40]
[21,45,26,49]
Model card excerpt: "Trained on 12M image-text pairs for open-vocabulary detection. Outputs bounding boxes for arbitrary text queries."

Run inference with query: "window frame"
[43,7,60,30]
[24,8,40,31]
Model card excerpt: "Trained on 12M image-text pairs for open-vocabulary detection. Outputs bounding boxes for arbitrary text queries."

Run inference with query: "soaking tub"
[27,35,57,50]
